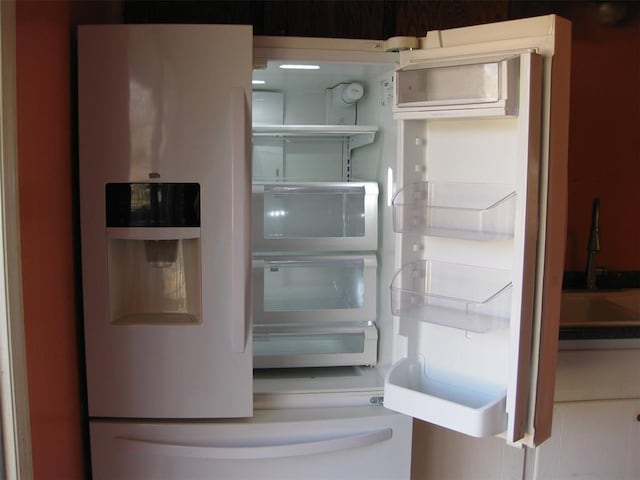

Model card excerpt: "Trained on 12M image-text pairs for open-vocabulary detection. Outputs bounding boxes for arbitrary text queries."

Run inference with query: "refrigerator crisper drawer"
[253,321,378,368]
[252,182,378,252]
[89,407,412,480]
[393,55,520,118]
[384,357,507,438]
[254,255,377,324]
[392,182,516,241]
[390,260,512,333]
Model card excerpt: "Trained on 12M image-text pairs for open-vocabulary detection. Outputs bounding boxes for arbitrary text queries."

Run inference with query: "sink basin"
[561,290,640,327]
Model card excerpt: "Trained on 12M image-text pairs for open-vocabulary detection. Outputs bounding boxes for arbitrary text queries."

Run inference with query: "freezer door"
[89,408,412,480]
[78,25,253,418]
[385,15,570,446]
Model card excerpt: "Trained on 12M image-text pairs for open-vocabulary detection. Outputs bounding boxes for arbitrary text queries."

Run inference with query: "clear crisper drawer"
[384,357,507,438]
[390,260,512,332]
[392,182,516,241]
[254,255,377,325]
[253,182,378,252]
[253,322,378,368]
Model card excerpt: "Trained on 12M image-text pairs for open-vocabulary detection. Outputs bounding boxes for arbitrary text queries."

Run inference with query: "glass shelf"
[252,124,378,150]
[390,260,512,333]
[392,182,516,241]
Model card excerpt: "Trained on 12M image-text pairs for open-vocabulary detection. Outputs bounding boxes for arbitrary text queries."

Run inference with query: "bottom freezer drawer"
[90,407,412,480]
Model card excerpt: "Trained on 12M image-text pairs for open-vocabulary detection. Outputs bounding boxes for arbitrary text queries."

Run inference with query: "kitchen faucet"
[585,197,600,290]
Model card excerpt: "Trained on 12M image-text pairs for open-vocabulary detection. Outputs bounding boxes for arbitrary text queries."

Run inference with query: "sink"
[561,290,640,327]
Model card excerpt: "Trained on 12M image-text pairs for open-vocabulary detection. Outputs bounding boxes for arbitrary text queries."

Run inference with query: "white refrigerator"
[78,15,571,479]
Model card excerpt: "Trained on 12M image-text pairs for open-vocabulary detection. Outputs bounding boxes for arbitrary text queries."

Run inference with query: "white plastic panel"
[89,408,412,480]
[252,92,284,124]
[252,182,378,252]
[253,255,377,324]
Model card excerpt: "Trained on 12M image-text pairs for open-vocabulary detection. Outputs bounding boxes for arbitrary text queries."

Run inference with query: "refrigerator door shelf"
[253,182,379,252]
[390,260,512,333]
[384,357,507,438]
[254,255,377,325]
[394,55,520,119]
[253,321,378,368]
[392,182,516,241]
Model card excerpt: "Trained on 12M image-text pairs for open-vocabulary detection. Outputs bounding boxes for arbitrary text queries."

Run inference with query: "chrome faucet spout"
[585,197,601,290]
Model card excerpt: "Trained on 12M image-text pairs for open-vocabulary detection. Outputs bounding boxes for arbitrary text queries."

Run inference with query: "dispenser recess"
[105,183,202,325]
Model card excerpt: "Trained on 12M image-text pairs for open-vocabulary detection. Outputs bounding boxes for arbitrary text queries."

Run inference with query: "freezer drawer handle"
[115,428,392,460]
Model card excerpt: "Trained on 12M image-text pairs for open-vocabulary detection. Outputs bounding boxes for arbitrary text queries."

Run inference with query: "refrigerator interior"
[250,56,399,403]
[250,45,553,444]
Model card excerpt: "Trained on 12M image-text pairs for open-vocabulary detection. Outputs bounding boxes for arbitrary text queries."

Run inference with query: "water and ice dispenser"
[105,183,202,325]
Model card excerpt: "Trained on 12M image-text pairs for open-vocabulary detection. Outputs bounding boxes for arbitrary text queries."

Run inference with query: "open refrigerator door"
[384,15,571,446]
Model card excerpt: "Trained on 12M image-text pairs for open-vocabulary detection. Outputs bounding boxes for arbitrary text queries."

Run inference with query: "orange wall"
[563,7,640,271]
[16,1,115,478]
[16,1,83,478]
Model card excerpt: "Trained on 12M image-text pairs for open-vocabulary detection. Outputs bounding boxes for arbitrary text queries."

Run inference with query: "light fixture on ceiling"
[595,1,632,26]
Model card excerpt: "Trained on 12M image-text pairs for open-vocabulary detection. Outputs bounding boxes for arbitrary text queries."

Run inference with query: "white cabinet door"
[384,15,571,445]
[533,400,640,480]
[412,420,526,480]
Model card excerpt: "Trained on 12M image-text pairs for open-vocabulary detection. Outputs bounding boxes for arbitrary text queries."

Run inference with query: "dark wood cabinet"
[122,0,510,39]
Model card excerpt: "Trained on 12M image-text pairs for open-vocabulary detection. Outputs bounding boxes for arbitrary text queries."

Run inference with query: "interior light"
[279,64,320,70]
[252,80,266,85]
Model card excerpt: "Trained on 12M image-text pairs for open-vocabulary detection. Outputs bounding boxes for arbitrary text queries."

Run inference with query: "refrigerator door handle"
[230,86,249,353]
[115,428,392,460]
